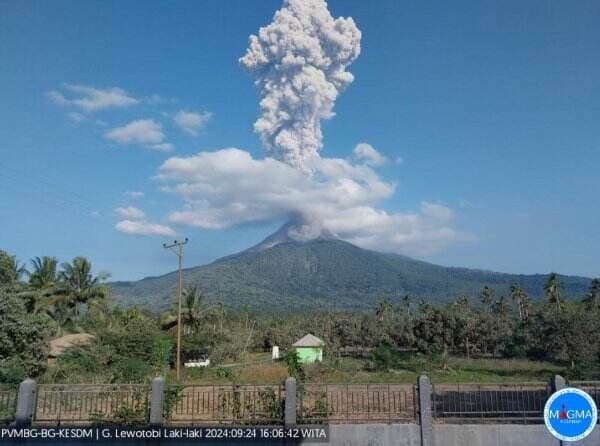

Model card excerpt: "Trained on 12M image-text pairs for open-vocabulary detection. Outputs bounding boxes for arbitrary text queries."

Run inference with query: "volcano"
[109,222,591,312]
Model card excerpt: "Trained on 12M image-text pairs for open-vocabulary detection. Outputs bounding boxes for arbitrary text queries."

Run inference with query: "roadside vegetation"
[1,249,600,386]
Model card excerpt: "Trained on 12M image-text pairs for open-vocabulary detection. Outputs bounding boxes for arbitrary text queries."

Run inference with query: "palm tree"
[45,301,79,336]
[161,286,217,333]
[479,286,494,311]
[28,256,59,289]
[183,286,203,332]
[57,257,109,316]
[583,278,600,310]
[510,283,529,321]
[18,256,61,312]
[375,298,393,322]
[544,273,563,316]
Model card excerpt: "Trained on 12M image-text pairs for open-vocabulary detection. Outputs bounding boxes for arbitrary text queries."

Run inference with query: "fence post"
[285,377,297,427]
[550,375,566,393]
[418,375,434,446]
[549,375,566,446]
[149,377,165,427]
[15,378,36,427]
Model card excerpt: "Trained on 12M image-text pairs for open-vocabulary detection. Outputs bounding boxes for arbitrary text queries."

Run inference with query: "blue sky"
[1,0,599,281]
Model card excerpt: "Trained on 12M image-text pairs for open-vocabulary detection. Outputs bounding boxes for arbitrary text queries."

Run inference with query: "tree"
[583,278,600,310]
[44,301,78,336]
[28,256,59,289]
[493,296,511,317]
[162,286,220,334]
[0,250,25,288]
[544,273,563,316]
[375,298,393,323]
[284,349,305,381]
[18,256,61,313]
[57,257,109,316]
[510,283,529,321]
[183,286,203,332]
[479,286,494,310]
[451,296,476,359]
[402,294,412,317]
[0,291,52,379]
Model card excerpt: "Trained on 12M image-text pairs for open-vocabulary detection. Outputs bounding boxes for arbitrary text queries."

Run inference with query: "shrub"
[284,350,305,381]
[111,358,152,383]
[370,344,399,371]
[0,291,51,377]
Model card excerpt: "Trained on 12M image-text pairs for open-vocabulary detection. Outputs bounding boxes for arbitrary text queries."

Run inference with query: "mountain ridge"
[109,234,592,312]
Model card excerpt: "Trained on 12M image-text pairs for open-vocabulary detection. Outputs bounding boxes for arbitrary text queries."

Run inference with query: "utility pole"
[163,237,188,380]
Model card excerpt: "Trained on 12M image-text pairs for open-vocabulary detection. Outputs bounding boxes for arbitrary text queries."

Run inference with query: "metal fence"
[571,381,600,420]
[33,384,149,425]
[0,386,17,424]
[9,379,600,426]
[164,384,284,425]
[298,384,417,424]
[431,383,551,424]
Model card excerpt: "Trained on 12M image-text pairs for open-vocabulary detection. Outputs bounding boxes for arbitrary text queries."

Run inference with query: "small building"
[292,334,324,363]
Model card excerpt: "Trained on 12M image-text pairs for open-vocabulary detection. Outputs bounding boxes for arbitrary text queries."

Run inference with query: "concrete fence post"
[550,374,566,393]
[284,377,297,427]
[149,376,165,427]
[550,375,567,446]
[15,378,37,427]
[418,375,434,446]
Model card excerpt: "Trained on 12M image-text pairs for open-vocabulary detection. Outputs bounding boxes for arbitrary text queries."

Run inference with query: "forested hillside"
[110,239,591,311]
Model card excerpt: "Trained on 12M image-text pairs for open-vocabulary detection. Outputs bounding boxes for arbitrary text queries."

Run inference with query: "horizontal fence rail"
[0,386,17,424]
[164,384,284,425]
[571,381,600,420]
[297,384,417,424]
[431,383,550,424]
[33,384,149,425]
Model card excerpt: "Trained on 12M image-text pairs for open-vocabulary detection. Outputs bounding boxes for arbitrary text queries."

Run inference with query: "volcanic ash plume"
[240,0,361,172]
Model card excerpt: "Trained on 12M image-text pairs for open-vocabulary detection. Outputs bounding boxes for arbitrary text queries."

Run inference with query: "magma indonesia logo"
[544,387,598,442]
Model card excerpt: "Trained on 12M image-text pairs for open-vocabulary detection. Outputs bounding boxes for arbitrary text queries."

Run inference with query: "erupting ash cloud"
[147,0,473,255]
[240,0,361,172]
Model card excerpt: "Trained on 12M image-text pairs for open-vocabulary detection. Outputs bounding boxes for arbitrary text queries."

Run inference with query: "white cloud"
[151,143,175,152]
[115,220,176,237]
[353,143,387,166]
[115,206,145,220]
[114,206,175,236]
[105,119,173,150]
[420,202,454,222]
[46,83,139,112]
[125,191,144,199]
[144,94,166,105]
[156,148,472,255]
[67,112,86,123]
[174,110,212,136]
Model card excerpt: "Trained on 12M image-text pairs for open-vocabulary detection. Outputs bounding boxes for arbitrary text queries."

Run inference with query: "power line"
[0,162,98,206]
[0,163,115,226]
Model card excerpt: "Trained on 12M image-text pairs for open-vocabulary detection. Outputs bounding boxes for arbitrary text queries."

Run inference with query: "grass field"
[174,353,563,385]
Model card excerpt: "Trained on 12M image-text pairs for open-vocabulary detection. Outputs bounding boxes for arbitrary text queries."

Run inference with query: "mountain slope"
[109,238,591,311]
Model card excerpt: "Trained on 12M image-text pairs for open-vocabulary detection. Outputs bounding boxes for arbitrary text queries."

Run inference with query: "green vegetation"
[0,291,52,383]
[109,239,591,311]
[1,248,599,387]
